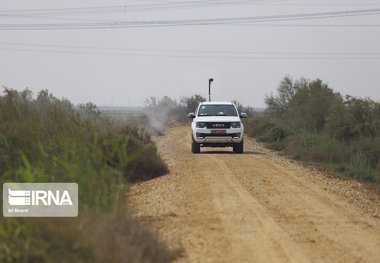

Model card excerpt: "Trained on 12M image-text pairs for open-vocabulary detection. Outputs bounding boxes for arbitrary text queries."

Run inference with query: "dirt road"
[128,125,380,263]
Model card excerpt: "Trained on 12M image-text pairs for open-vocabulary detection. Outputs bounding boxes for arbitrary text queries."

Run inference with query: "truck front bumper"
[193,129,243,144]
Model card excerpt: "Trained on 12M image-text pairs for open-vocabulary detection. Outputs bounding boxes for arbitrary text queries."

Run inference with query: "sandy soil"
[128,125,380,263]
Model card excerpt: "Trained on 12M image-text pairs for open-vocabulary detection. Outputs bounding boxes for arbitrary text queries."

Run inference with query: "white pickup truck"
[188,101,247,153]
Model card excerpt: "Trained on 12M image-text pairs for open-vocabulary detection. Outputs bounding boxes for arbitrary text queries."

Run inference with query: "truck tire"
[233,139,244,154]
[191,135,200,153]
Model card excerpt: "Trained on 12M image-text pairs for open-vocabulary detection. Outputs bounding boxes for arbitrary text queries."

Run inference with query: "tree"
[265,76,342,133]
[291,78,342,132]
[265,76,302,116]
[181,94,206,113]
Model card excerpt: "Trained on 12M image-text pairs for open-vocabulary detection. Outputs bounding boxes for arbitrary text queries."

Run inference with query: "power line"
[0,42,379,56]
[1,47,380,60]
[2,13,379,28]
[1,1,379,17]
[1,1,379,24]
[0,8,380,30]
[0,1,254,23]
[253,2,380,7]
[0,1,278,16]
[228,23,380,28]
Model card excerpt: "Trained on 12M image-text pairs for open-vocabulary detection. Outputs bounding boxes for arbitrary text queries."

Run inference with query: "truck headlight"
[196,122,206,128]
[231,122,241,128]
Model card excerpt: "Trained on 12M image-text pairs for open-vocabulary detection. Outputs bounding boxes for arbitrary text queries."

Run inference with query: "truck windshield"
[198,105,237,116]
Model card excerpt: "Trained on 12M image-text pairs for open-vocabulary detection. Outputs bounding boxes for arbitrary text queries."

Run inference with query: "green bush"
[0,88,175,263]
[245,76,380,184]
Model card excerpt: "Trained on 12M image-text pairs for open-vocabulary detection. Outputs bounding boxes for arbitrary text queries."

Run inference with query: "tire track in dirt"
[128,125,380,262]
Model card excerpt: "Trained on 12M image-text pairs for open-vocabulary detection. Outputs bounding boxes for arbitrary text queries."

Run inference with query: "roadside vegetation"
[0,88,177,263]
[136,94,206,135]
[244,76,380,184]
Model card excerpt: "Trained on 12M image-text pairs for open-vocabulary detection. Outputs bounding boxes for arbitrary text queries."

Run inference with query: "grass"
[244,117,379,184]
[0,212,180,263]
[246,76,380,186]
[0,88,176,263]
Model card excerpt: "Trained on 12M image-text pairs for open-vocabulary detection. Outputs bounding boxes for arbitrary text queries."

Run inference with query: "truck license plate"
[212,130,226,134]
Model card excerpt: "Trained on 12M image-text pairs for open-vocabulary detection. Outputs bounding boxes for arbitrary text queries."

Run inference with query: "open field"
[99,107,143,119]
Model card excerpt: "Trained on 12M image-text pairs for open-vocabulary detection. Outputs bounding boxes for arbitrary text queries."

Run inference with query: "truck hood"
[195,116,241,122]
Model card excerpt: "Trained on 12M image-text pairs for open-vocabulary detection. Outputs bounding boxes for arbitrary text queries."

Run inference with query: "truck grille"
[205,122,231,129]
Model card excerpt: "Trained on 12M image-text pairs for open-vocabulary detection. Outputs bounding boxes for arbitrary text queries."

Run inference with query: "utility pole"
[208,78,213,102]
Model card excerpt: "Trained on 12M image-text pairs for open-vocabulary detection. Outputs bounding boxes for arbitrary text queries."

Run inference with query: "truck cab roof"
[200,101,234,105]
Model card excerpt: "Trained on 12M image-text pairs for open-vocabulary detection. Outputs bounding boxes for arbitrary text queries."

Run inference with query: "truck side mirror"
[188,112,195,118]
[240,112,247,118]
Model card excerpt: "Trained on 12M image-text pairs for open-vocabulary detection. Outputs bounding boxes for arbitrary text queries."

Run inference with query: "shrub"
[0,212,179,263]
[0,88,176,263]
[246,76,380,184]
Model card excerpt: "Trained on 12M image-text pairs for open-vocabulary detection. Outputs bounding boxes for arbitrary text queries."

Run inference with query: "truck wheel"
[233,139,244,154]
[191,135,200,153]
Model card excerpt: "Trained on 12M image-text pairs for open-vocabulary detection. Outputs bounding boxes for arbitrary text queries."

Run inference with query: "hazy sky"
[1,0,379,108]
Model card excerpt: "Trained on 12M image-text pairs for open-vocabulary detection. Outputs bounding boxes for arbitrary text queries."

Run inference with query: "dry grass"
[0,211,180,263]
[88,212,180,263]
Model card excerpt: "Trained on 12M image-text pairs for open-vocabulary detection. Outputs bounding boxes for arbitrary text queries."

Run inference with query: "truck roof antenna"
[208,78,213,102]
